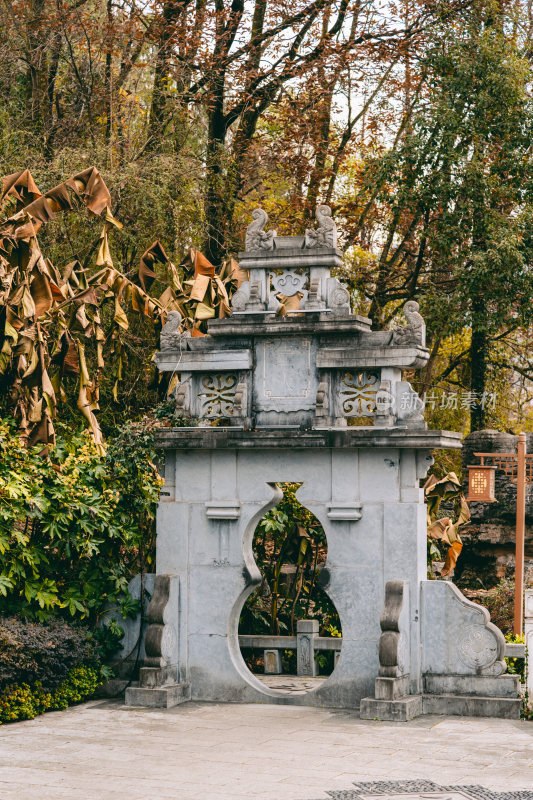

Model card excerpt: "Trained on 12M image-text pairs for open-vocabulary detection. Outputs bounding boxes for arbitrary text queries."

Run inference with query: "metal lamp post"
[467,432,532,635]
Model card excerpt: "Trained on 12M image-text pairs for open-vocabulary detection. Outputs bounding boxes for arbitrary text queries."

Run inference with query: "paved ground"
[0,699,532,800]
[258,675,327,693]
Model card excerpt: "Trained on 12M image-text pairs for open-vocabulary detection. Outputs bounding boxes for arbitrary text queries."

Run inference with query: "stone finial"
[245,208,276,251]
[160,310,188,350]
[305,204,338,249]
[392,300,426,347]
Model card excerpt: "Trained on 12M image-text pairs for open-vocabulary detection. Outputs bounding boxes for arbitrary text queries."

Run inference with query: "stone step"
[423,673,520,698]
[422,693,521,719]
[125,682,190,709]
[359,695,423,722]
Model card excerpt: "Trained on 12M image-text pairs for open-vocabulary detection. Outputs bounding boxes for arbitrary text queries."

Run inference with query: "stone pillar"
[264,650,282,674]
[297,619,318,677]
[525,589,533,708]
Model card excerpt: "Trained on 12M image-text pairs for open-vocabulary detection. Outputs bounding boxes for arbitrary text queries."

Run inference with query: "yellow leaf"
[77,383,104,446]
[4,320,19,344]
[114,297,129,330]
[22,286,36,318]
[104,207,123,230]
[21,346,39,379]
[77,341,90,386]
[96,227,113,267]
[190,274,210,302]
[195,301,215,320]
[167,374,179,396]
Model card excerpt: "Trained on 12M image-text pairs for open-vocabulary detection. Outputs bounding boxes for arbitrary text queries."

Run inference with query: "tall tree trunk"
[104,0,113,146]
[25,0,47,136]
[470,298,488,431]
[306,85,333,212]
[204,73,228,264]
[43,33,61,159]
[147,0,188,149]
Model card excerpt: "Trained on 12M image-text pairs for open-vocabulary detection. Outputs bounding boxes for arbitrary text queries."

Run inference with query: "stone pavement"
[0,699,532,800]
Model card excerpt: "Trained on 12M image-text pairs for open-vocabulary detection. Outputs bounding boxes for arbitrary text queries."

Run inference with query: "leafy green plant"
[240,483,341,643]
[0,416,161,622]
[504,633,525,681]
[0,665,102,723]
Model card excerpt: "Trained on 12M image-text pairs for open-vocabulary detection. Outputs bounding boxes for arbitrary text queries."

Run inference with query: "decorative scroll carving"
[340,371,380,416]
[378,580,407,678]
[144,574,178,668]
[305,204,338,248]
[271,270,306,297]
[416,451,434,480]
[299,636,312,672]
[458,625,501,672]
[199,374,238,416]
[160,310,189,350]
[327,278,350,316]
[392,300,426,347]
[246,208,276,251]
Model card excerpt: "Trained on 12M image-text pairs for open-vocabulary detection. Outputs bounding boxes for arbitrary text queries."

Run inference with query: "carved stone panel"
[199,374,238,417]
[338,370,380,418]
[270,270,307,298]
[457,625,500,671]
[254,338,318,421]
[264,340,310,399]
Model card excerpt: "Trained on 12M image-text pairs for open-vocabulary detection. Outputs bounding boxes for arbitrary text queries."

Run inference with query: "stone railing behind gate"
[238,619,341,677]
[240,617,527,683]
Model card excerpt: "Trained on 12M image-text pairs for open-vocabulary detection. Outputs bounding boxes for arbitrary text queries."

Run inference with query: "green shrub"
[0,617,97,691]
[48,666,102,711]
[0,418,160,622]
[0,665,102,723]
[0,683,49,722]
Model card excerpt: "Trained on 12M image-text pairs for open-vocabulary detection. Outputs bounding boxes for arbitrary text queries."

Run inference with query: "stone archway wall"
[156,444,428,709]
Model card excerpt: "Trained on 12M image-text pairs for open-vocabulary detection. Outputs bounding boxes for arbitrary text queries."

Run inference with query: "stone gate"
[124,207,521,719]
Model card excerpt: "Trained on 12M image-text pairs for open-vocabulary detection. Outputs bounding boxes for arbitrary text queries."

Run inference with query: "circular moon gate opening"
[238,483,342,695]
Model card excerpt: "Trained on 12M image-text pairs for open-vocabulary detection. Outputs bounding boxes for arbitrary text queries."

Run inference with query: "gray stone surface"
[124,682,190,708]
[423,674,520,698]
[421,694,521,719]
[1,701,532,799]
[359,695,423,722]
[374,676,410,700]
[421,581,506,676]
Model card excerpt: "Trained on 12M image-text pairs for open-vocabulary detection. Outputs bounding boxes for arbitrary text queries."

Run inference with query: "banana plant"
[425,472,471,576]
[0,167,236,447]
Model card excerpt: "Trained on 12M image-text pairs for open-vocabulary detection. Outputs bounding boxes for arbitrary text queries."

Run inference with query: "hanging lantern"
[467,464,497,502]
